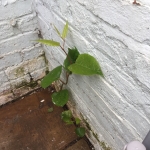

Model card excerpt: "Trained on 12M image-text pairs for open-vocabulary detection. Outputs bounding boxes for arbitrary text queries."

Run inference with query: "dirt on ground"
[0,88,93,150]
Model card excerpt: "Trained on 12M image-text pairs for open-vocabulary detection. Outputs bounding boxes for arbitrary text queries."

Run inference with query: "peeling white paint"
[1,0,17,6]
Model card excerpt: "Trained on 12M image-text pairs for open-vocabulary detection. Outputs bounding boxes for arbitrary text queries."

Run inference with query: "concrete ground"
[0,88,93,150]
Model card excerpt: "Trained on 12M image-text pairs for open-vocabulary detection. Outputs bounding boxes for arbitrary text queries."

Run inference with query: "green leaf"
[48,107,53,113]
[64,47,80,72]
[61,110,73,124]
[61,110,72,120]
[53,25,61,37]
[68,54,103,76]
[62,21,68,39]
[75,118,81,125]
[37,39,60,46]
[75,127,85,137]
[66,121,74,125]
[41,66,62,88]
[52,89,69,107]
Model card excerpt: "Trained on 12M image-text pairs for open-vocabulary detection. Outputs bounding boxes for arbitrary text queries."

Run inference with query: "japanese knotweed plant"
[37,21,103,137]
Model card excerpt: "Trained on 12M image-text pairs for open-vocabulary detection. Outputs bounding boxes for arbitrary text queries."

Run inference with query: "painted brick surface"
[34,0,150,149]
[0,0,33,21]
[0,0,47,105]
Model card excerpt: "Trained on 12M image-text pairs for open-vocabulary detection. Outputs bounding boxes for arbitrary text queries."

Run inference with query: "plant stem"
[60,43,72,64]
[59,79,66,84]
[59,38,72,90]
[60,45,68,56]
[60,72,70,90]
[63,39,65,49]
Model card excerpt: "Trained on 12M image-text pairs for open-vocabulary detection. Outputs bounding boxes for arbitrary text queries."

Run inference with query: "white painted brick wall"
[34,0,150,149]
[0,0,47,104]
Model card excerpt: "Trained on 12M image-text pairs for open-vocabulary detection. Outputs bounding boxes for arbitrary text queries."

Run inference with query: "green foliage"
[37,39,60,46]
[37,21,104,138]
[75,118,81,125]
[61,110,73,124]
[75,127,86,137]
[52,89,69,107]
[64,47,80,72]
[61,111,81,126]
[68,54,103,76]
[41,66,62,88]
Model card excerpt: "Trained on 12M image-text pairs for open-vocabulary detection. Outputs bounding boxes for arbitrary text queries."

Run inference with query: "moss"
[15,81,27,89]
[40,53,49,75]
[15,80,38,89]
[100,141,112,150]
[93,132,100,142]
[79,114,92,131]
[81,115,112,150]
[16,67,24,77]
[84,119,92,131]
[26,81,38,88]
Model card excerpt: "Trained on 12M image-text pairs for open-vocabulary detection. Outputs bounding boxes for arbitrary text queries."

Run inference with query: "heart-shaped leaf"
[37,39,60,46]
[52,89,69,107]
[64,47,80,72]
[75,127,85,137]
[68,54,103,76]
[41,66,62,88]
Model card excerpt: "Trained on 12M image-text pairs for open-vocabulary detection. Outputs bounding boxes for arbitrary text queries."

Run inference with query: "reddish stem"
[133,0,140,5]
[60,72,70,90]
[59,38,72,90]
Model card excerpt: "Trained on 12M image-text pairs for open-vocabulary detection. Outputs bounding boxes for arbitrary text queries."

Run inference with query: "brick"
[5,61,29,80]
[5,55,46,81]
[0,21,13,40]
[31,67,47,81]
[0,32,39,56]
[22,45,44,61]
[77,0,150,43]
[27,56,46,73]
[0,52,22,70]
[0,0,46,106]
[10,74,31,89]
[0,13,38,41]
[0,82,11,94]
[0,0,32,21]
[0,92,14,106]
[17,13,38,33]
[0,71,8,85]
[13,86,31,98]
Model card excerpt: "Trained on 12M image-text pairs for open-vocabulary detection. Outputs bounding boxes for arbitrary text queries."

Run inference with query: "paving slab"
[66,139,91,150]
[0,88,92,150]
